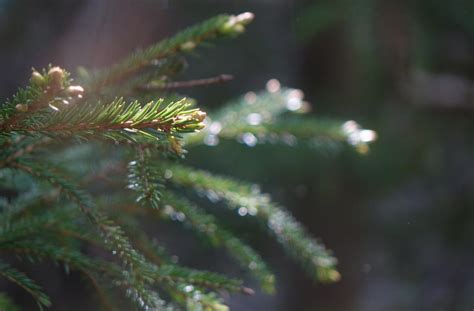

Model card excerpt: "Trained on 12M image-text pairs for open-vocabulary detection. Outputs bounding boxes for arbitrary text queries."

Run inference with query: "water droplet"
[193,291,202,300]
[248,206,258,216]
[286,90,304,111]
[315,257,335,267]
[341,120,360,134]
[176,212,186,222]
[164,169,173,179]
[204,134,219,146]
[112,250,117,255]
[342,120,376,147]
[286,97,302,111]
[244,91,257,104]
[288,89,304,100]
[151,59,164,66]
[267,133,279,144]
[206,190,220,203]
[48,103,59,111]
[163,205,174,215]
[250,184,261,194]
[62,99,69,105]
[246,113,262,125]
[347,132,360,145]
[238,207,248,216]
[280,133,297,146]
[266,79,281,93]
[241,132,258,147]
[184,285,194,293]
[209,121,222,134]
[359,129,377,143]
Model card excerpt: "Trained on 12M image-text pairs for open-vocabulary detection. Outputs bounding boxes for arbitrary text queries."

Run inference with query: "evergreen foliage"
[0,12,375,310]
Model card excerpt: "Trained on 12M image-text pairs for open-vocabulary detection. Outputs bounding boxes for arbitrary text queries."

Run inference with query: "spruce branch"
[0,196,101,250]
[113,218,254,304]
[0,137,50,168]
[0,261,51,310]
[127,148,165,209]
[115,217,250,295]
[1,65,206,147]
[167,164,341,283]
[0,239,163,311]
[7,161,168,310]
[184,86,310,146]
[0,10,380,310]
[0,67,83,132]
[0,238,122,310]
[6,97,205,139]
[125,164,274,294]
[160,191,275,293]
[156,264,249,295]
[0,206,78,245]
[186,86,377,153]
[85,13,254,92]
[2,240,98,273]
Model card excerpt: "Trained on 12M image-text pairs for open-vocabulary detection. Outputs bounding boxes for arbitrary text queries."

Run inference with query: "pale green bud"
[15,104,28,112]
[30,71,45,86]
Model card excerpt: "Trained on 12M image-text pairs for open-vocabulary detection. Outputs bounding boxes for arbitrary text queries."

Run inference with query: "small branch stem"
[138,74,233,91]
[0,137,50,168]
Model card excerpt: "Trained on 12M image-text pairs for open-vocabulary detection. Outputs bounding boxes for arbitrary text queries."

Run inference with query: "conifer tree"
[0,12,376,310]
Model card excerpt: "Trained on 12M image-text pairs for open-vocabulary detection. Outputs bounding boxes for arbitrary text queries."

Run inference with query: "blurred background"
[1,0,474,310]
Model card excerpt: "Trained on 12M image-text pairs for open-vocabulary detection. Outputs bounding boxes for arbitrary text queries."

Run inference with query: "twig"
[137,74,233,91]
[0,137,51,168]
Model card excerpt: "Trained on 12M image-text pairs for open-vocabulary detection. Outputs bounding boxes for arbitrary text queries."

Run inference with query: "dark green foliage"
[0,292,21,311]
[0,262,51,309]
[165,164,339,283]
[0,12,375,310]
[160,191,275,293]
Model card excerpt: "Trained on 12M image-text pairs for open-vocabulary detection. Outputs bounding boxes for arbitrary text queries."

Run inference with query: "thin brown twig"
[0,137,51,168]
[89,28,223,92]
[137,74,233,91]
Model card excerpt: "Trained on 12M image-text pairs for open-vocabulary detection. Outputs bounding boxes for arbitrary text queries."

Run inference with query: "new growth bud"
[66,85,84,97]
[192,110,207,122]
[232,24,245,34]
[235,12,254,25]
[168,136,183,155]
[180,41,197,51]
[15,104,28,112]
[341,120,377,154]
[174,110,206,132]
[219,12,255,36]
[47,66,65,91]
[30,70,45,86]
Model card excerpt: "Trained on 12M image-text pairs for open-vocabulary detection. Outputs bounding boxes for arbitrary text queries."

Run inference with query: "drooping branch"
[167,163,341,283]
